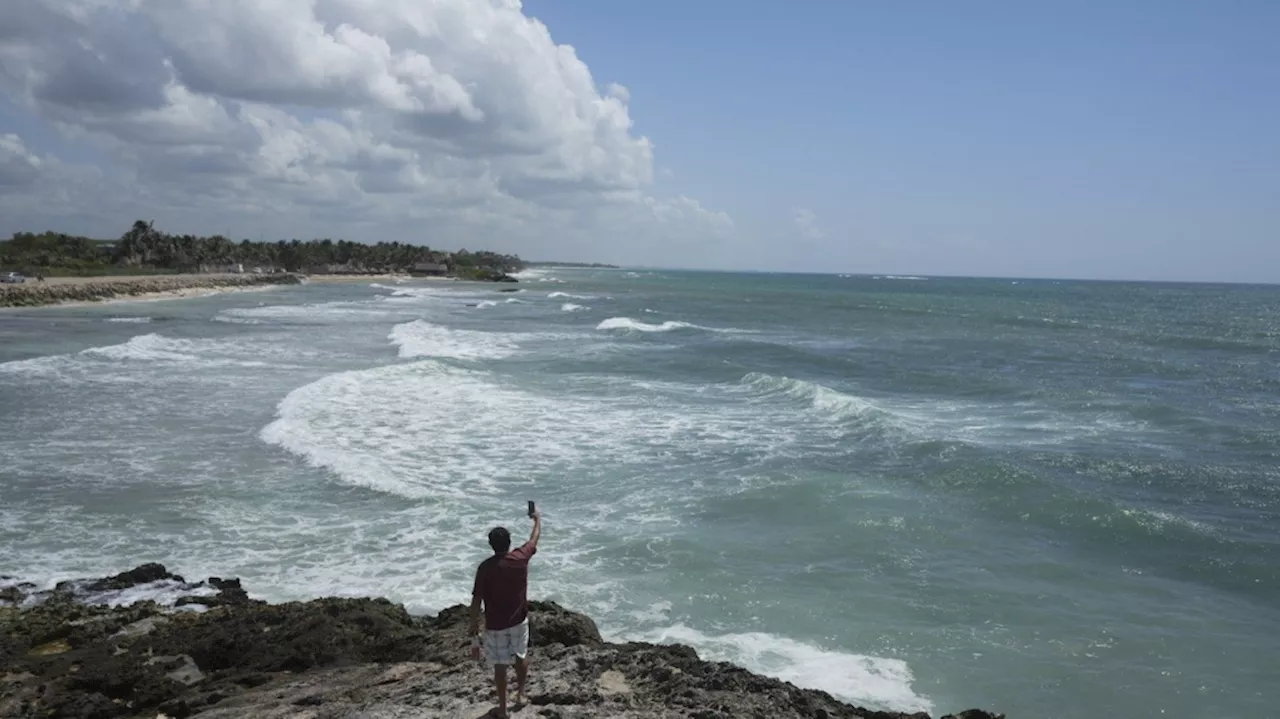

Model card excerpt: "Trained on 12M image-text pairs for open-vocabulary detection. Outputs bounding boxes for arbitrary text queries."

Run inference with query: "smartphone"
[527,500,536,517]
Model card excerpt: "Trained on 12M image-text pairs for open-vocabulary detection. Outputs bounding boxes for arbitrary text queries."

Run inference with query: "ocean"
[1,270,1277,718]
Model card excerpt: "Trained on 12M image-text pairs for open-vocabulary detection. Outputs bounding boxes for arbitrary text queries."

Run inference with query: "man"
[470,509,541,718]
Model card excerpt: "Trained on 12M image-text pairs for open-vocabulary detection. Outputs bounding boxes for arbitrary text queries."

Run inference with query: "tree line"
[0,221,524,277]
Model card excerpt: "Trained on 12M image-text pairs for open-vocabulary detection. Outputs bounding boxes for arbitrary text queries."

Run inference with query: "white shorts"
[483,618,529,667]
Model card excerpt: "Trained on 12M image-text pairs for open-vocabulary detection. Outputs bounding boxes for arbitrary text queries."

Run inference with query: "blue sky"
[525,1,1279,281]
[0,1,1276,281]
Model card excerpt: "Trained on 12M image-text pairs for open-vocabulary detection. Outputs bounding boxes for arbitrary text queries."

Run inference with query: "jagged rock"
[85,563,181,592]
[0,566,1002,719]
[0,580,35,606]
[528,600,604,648]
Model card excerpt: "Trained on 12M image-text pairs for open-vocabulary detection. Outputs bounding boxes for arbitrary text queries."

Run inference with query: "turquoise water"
[1,271,1277,717]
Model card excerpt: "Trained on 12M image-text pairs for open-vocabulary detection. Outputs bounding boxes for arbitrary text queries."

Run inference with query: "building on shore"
[409,262,449,277]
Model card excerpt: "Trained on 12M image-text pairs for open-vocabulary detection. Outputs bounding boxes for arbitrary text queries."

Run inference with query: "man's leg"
[514,655,529,704]
[494,664,508,717]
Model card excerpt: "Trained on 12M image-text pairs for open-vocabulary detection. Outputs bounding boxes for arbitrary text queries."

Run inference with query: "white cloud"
[0,133,44,186]
[791,206,825,240]
[0,0,733,264]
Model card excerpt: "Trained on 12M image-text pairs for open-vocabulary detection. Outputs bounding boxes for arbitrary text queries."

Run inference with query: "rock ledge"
[0,565,1003,719]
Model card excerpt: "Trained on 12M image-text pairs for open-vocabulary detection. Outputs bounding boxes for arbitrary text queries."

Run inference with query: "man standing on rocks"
[470,508,541,718]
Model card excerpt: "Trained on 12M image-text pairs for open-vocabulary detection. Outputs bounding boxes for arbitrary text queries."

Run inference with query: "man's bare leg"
[514,656,529,705]
[494,664,508,718]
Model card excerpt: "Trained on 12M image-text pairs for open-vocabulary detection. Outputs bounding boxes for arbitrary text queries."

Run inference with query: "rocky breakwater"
[0,274,302,308]
[0,565,1004,719]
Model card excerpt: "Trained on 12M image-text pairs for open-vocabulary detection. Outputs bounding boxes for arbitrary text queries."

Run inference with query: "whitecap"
[215,301,401,325]
[596,316,740,333]
[105,316,153,324]
[638,624,933,714]
[739,372,887,424]
[258,361,835,502]
[388,320,517,360]
[561,303,586,312]
[0,333,284,379]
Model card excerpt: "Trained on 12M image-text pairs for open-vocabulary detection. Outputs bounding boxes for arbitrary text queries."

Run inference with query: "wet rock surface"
[0,274,301,307]
[0,565,1003,719]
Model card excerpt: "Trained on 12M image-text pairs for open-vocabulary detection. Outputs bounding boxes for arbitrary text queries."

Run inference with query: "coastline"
[0,565,1002,719]
[0,274,303,309]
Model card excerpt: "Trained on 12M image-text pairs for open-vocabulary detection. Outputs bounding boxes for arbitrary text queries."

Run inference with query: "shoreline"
[0,565,1002,719]
[0,274,303,309]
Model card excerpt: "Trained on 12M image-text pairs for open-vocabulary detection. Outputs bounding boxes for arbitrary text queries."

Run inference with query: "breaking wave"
[739,372,887,424]
[596,317,739,333]
[388,320,517,361]
[639,624,933,714]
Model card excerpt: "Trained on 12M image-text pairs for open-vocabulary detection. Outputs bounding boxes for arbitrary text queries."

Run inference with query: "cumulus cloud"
[791,207,825,240]
[0,133,44,186]
[0,0,733,264]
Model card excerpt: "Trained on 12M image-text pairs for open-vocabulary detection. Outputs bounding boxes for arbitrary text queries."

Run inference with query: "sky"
[0,1,1276,281]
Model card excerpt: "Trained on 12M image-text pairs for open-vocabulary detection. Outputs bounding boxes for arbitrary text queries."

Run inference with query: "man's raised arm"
[528,510,541,548]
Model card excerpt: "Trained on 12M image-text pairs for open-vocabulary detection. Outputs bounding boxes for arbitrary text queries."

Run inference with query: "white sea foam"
[548,292,591,300]
[211,315,263,324]
[474,300,499,309]
[638,624,933,714]
[1121,508,1217,537]
[596,316,725,333]
[250,354,838,624]
[215,300,404,325]
[15,578,220,610]
[388,319,517,360]
[504,298,524,304]
[513,268,566,284]
[105,316,153,323]
[509,268,549,280]
[87,334,276,369]
[259,357,843,505]
[739,372,887,424]
[81,579,219,608]
[82,333,203,363]
[0,333,309,381]
[561,303,585,312]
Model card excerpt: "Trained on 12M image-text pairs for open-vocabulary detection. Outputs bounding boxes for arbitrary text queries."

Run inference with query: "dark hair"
[488,527,511,554]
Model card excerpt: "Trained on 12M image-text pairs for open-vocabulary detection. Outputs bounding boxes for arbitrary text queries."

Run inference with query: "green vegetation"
[0,221,524,278]
[526,261,619,268]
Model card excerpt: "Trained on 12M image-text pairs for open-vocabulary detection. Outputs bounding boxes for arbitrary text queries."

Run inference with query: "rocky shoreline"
[0,565,1003,719]
[0,274,302,308]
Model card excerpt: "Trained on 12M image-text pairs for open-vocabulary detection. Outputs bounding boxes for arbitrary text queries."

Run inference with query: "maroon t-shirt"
[473,541,537,631]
